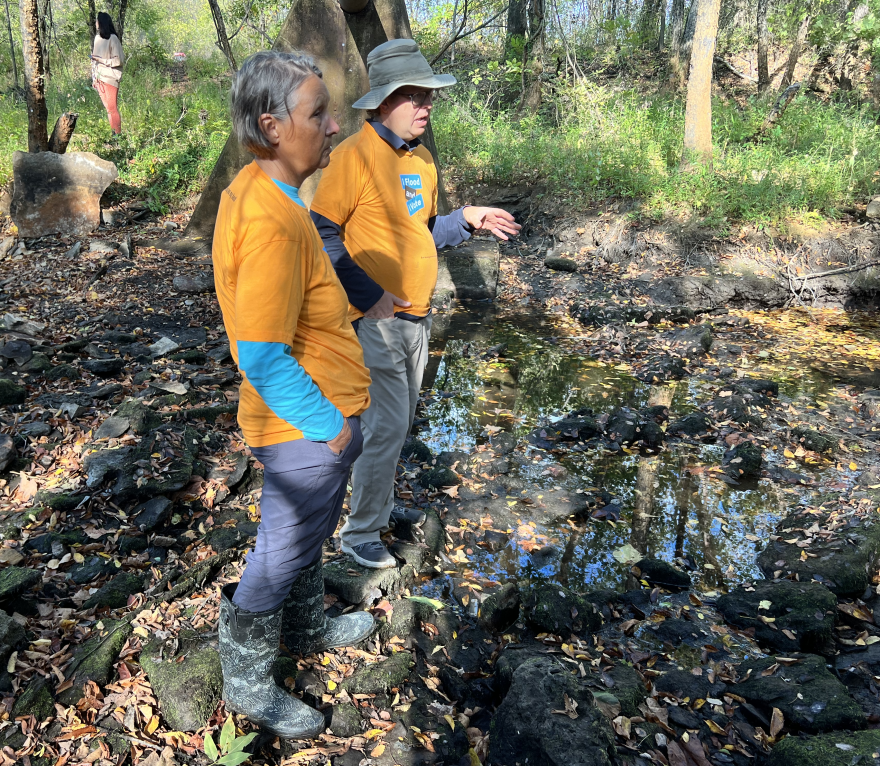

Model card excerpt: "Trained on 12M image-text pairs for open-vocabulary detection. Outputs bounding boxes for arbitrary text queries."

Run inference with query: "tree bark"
[117,0,128,41]
[4,0,19,89]
[756,0,770,91]
[505,0,527,60]
[48,111,77,153]
[657,0,666,52]
[207,0,237,72]
[86,0,95,36]
[682,0,721,168]
[518,0,545,113]
[20,0,49,153]
[669,0,686,86]
[676,0,700,89]
[38,0,49,79]
[780,14,811,90]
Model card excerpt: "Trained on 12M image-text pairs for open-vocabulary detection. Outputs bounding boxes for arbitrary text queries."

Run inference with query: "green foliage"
[203,715,258,766]
[434,75,880,227]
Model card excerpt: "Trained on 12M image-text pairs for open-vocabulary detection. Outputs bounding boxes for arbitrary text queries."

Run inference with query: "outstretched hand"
[462,206,522,241]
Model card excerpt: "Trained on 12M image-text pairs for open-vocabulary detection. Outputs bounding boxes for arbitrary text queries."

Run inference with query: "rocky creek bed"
[0,204,878,766]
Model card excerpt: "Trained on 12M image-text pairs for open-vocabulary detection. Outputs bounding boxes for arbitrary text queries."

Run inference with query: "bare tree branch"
[431,3,509,66]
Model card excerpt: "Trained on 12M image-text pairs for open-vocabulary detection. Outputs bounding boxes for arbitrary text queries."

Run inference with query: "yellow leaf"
[850,462,858,471]
[146,716,160,735]
[327,680,337,691]
[783,449,795,459]
[365,728,384,740]
[133,626,150,639]
[444,714,455,731]
[371,744,386,757]
[321,655,331,666]
[705,719,725,734]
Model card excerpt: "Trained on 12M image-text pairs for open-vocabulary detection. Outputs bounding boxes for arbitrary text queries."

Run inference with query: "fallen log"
[48,111,78,154]
[751,82,800,140]
[713,55,756,83]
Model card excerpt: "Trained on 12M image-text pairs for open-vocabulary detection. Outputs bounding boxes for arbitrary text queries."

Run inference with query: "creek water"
[415,303,867,599]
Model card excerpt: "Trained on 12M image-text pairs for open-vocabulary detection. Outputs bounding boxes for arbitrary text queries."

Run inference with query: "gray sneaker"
[390,505,427,528]
[340,541,397,569]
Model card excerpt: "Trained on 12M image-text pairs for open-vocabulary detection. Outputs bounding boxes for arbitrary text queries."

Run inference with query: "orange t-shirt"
[212,162,371,447]
[309,122,439,322]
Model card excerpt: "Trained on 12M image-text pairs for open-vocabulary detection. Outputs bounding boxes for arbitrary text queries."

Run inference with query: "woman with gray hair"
[212,50,375,739]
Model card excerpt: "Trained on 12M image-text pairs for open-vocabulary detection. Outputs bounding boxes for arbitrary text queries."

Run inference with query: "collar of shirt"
[367,119,422,152]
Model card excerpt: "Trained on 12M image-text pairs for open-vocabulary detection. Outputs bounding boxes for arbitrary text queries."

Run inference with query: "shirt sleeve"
[111,36,124,67]
[309,211,384,312]
[428,207,473,249]
[237,341,343,442]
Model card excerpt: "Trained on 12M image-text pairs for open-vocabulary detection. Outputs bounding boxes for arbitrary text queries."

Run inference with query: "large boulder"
[489,657,617,766]
[764,730,880,766]
[58,619,132,705]
[522,582,602,636]
[10,151,118,237]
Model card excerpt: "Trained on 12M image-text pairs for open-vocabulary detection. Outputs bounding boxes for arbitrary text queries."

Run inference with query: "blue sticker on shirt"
[401,174,425,216]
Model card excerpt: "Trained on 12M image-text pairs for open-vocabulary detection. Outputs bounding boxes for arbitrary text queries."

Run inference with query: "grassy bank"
[1,57,877,226]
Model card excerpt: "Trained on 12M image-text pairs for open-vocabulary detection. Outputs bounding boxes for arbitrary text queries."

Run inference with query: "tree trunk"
[117,0,127,40]
[682,0,721,168]
[657,0,666,52]
[676,0,700,88]
[207,0,237,72]
[48,111,77,153]
[20,0,49,153]
[4,0,19,90]
[780,14,811,90]
[756,0,770,91]
[87,0,95,36]
[518,0,545,113]
[669,0,686,86]
[38,0,49,79]
[505,0,527,60]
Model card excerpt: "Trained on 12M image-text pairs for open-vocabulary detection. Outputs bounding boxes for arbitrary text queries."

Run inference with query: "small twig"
[430,5,508,66]
[111,732,163,751]
[796,258,880,281]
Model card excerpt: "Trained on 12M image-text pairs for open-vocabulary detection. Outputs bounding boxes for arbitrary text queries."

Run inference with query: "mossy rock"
[667,412,714,437]
[735,654,865,733]
[402,439,433,464]
[419,467,461,490]
[12,677,54,721]
[545,256,578,272]
[604,663,647,717]
[58,620,132,705]
[0,566,41,600]
[792,426,837,454]
[717,580,836,654]
[23,353,52,374]
[33,490,82,512]
[522,582,602,636]
[340,651,413,694]
[141,634,223,731]
[375,598,433,643]
[179,404,237,423]
[272,656,299,688]
[23,528,88,554]
[83,572,144,610]
[44,364,77,382]
[478,582,521,633]
[722,441,763,479]
[764,729,880,766]
[169,350,206,364]
[0,379,26,405]
[329,703,363,738]
[758,509,880,596]
[632,558,691,590]
[115,399,161,434]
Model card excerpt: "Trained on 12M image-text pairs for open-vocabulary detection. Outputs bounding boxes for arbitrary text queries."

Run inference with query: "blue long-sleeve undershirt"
[232,178,343,443]
[238,341,343,443]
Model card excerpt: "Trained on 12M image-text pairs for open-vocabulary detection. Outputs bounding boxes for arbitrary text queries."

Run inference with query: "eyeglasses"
[397,90,434,108]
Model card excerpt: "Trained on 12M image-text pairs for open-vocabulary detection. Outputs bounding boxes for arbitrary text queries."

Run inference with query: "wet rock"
[739,378,779,397]
[603,663,648,716]
[606,407,664,448]
[574,304,695,327]
[481,529,510,552]
[94,416,130,440]
[0,566,41,601]
[632,558,691,590]
[0,434,15,471]
[22,353,52,373]
[420,467,461,490]
[654,669,728,701]
[490,432,517,455]
[68,556,116,585]
[722,441,763,479]
[708,383,773,429]
[489,657,616,766]
[329,704,362,738]
[528,415,601,448]
[58,619,132,705]
[478,582,521,633]
[81,358,125,378]
[34,490,81,512]
[10,150,118,237]
[12,676,54,721]
[735,654,865,733]
[545,255,578,272]
[717,581,836,654]
[401,439,433,464]
[634,354,688,384]
[141,634,223,732]
[83,572,145,609]
[791,426,837,454]
[645,274,790,310]
[18,421,51,437]
[758,508,880,597]
[0,378,26,405]
[764,729,880,766]
[340,651,413,694]
[0,338,32,364]
[523,582,602,636]
[172,272,214,294]
[666,411,713,437]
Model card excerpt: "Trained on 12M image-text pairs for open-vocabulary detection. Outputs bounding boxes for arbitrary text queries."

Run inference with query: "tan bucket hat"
[352,38,457,110]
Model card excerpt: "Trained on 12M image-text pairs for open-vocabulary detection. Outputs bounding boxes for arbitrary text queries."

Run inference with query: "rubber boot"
[282,559,375,656]
[218,584,324,739]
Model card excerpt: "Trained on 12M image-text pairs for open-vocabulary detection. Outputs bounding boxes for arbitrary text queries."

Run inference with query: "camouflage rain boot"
[282,559,375,656]
[218,584,324,739]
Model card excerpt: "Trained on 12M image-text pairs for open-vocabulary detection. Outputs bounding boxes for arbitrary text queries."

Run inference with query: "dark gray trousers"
[232,416,363,613]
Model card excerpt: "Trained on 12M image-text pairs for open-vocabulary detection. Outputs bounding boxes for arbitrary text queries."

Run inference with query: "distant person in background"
[91,12,124,134]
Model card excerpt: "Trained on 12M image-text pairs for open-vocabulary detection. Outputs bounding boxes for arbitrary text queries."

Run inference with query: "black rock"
[478,582,521,633]
[81,358,125,377]
[722,441,763,479]
[133,496,173,532]
[544,256,578,272]
[738,378,779,397]
[45,364,78,381]
[68,556,116,585]
[632,558,691,590]
[654,669,727,701]
[522,582,602,635]
[420,467,461,490]
[0,567,41,601]
[0,378,26,405]
[0,434,15,471]
[401,439,433,464]
[666,411,713,437]
[83,572,145,610]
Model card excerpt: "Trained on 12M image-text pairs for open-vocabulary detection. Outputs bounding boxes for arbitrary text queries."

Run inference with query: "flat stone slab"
[765,729,880,766]
[11,151,118,238]
[324,540,430,605]
[435,239,500,301]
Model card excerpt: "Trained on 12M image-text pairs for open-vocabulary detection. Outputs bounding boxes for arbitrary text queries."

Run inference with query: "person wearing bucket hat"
[310,39,520,569]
